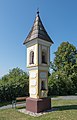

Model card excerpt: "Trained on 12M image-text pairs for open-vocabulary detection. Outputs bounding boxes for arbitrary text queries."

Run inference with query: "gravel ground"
[52,96,77,100]
[18,108,58,117]
[0,103,26,110]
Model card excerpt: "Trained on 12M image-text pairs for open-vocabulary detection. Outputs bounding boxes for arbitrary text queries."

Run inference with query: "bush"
[0,68,29,102]
[48,71,76,96]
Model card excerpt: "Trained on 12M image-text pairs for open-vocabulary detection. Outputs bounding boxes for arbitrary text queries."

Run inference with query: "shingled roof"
[23,11,53,44]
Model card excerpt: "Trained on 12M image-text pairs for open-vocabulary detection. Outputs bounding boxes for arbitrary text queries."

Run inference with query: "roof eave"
[23,37,54,45]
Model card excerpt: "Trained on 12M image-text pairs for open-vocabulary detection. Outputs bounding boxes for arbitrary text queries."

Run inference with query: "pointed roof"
[23,11,53,44]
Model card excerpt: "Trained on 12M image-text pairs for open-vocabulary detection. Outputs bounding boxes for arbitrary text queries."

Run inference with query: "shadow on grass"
[16,105,77,113]
[53,105,77,111]
[16,106,26,109]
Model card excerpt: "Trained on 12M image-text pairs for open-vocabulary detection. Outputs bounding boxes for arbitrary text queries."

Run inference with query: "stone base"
[26,97,51,113]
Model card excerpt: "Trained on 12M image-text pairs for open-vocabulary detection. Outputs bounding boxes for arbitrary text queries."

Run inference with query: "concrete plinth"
[26,97,51,113]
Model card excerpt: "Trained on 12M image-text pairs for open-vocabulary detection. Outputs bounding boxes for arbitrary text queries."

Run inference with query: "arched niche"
[29,51,34,64]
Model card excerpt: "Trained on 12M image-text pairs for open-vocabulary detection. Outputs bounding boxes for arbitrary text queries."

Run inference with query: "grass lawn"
[0,99,77,120]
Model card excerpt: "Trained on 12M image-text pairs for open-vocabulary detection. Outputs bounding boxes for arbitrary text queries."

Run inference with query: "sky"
[0,0,77,78]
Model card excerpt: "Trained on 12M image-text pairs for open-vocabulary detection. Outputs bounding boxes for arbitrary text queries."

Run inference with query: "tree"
[0,68,29,102]
[49,42,77,95]
[54,42,76,72]
[48,71,75,95]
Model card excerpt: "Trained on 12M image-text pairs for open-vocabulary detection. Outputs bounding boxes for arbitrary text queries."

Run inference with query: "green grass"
[0,99,77,120]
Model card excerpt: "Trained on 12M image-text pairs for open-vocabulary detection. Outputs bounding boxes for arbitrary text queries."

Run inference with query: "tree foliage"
[54,42,77,71]
[0,68,29,102]
[49,42,77,95]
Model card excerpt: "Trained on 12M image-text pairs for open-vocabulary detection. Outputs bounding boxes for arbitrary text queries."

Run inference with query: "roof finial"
[37,8,39,15]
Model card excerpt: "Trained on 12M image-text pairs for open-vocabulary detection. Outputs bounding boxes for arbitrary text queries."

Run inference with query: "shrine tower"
[23,11,53,113]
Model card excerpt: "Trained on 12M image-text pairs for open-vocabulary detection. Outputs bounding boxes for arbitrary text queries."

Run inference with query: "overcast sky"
[0,0,77,77]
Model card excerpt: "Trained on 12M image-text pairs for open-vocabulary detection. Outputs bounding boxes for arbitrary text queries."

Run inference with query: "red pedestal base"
[26,97,51,113]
